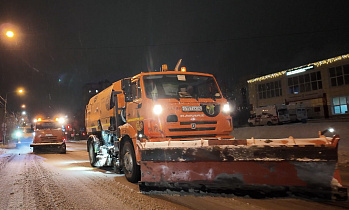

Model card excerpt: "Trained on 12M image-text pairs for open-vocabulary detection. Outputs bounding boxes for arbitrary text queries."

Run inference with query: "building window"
[332,96,349,114]
[257,80,282,99]
[329,64,349,87]
[288,71,322,94]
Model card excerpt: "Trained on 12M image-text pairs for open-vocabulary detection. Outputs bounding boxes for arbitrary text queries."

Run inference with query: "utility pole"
[0,95,7,145]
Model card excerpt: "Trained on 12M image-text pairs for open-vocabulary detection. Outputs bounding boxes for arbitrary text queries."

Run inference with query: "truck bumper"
[30,142,65,147]
[30,142,66,153]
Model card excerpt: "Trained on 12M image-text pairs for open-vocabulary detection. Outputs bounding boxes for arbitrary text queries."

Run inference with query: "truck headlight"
[222,103,231,114]
[58,118,65,124]
[153,105,163,115]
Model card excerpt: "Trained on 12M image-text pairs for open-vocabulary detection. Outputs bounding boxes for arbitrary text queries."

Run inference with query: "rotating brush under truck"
[85,65,347,200]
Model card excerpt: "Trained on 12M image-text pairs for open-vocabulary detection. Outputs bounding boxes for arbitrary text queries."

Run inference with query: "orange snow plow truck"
[30,118,67,154]
[85,64,347,200]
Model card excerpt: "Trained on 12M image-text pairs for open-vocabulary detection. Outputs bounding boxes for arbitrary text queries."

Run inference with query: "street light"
[0,23,21,47]
[6,30,14,38]
[1,88,25,145]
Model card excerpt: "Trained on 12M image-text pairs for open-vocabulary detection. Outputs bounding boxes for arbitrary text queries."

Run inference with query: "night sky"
[1,0,349,120]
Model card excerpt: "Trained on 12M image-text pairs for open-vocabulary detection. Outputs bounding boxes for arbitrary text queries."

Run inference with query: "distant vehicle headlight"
[222,103,232,114]
[15,131,22,138]
[153,104,163,115]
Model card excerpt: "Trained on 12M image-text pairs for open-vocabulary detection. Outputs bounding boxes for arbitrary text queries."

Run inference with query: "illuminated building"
[247,54,349,118]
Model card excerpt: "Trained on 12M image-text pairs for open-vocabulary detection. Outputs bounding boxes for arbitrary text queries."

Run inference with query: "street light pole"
[1,89,24,145]
[0,95,7,145]
[4,94,7,145]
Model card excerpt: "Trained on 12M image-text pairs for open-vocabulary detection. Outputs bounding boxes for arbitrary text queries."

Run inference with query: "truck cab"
[30,118,66,153]
[126,71,233,140]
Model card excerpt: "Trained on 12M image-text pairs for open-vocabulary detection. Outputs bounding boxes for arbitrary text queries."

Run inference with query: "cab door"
[126,78,143,135]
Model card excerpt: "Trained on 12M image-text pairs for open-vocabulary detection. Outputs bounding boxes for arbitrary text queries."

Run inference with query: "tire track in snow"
[0,152,16,170]
[27,154,72,209]
[0,151,35,209]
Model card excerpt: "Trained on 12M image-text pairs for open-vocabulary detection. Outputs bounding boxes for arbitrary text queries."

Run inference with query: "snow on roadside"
[233,120,349,148]
[232,120,349,168]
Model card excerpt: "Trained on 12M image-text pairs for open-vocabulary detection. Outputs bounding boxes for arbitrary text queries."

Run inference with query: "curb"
[0,143,17,149]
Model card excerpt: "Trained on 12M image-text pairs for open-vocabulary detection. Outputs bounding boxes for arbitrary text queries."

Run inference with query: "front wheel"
[60,143,66,154]
[88,140,97,167]
[121,141,140,183]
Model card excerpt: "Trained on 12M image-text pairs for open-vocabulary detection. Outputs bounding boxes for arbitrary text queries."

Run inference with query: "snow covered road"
[0,120,348,209]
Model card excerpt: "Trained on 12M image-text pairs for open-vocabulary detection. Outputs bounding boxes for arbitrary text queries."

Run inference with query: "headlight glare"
[222,103,231,114]
[153,105,163,115]
[58,118,65,124]
[15,131,22,138]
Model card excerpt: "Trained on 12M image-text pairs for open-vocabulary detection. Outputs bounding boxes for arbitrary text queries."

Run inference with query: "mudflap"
[138,139,348,200]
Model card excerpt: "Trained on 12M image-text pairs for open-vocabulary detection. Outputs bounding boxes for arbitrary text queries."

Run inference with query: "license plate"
[182,106,202,112]
[45,134,53,136]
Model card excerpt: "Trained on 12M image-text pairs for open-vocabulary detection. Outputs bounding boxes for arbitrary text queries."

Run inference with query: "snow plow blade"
[139,135,347,200]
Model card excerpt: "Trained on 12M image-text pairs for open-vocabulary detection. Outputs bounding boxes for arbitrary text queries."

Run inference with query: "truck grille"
[169,127,215,132]
[168,121,217,132]
[40,136,58,141]
[180,121,217,125]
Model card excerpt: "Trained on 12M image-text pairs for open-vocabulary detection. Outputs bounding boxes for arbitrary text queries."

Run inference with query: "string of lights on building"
[247,53,349,84]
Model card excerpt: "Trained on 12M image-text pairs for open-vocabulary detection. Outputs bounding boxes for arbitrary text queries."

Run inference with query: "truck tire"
[88,141,97,167]
[60,143,66,154]
[122,141,140,183]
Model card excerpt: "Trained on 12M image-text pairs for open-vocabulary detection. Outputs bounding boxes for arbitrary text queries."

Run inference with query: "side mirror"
[122,78,132,102]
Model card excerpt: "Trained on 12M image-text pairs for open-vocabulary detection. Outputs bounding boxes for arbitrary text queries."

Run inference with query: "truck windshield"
[36,122,61,129]
[143,74,221,100]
